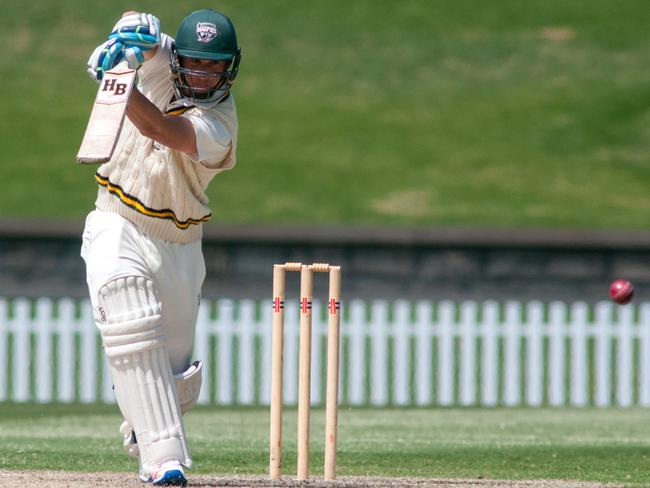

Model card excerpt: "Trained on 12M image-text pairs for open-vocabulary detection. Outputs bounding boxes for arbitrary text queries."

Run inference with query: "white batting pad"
[176,360,203,413]
[120,360,203,459]
[97,276,192,473]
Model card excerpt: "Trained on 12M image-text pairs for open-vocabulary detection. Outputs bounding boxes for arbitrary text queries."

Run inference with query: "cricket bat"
[76,62,137,164]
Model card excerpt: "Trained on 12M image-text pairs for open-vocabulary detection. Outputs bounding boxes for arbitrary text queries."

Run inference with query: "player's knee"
[96,275,165,357]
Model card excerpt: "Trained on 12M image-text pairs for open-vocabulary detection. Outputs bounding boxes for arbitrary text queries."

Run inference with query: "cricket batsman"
[80,9,241,485]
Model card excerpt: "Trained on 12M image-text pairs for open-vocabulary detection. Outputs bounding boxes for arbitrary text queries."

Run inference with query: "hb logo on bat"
[77,66,136,164]
[102,78,128,96]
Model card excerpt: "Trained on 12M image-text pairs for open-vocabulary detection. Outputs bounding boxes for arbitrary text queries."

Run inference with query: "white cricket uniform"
[81,33,238,373]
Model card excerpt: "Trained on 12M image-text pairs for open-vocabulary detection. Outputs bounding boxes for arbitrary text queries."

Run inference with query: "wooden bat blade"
[76,65,137,164]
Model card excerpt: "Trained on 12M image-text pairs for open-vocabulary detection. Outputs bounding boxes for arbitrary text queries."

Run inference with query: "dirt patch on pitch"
[0,470,626,488]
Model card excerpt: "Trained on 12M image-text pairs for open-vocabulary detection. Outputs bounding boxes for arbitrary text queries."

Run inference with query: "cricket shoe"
[140,460,187,486]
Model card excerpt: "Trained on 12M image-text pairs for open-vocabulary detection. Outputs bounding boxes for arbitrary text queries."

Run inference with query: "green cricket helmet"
[171,9,241,107]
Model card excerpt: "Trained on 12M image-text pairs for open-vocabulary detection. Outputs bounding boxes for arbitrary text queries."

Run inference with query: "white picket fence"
[1,297,650,407]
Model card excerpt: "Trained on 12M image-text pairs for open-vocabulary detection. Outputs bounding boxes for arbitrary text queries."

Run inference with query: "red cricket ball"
[609,279,634,304]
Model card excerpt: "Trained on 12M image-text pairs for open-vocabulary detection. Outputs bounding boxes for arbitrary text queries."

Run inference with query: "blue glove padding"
[96,38,125,79]
[109,27,159,50]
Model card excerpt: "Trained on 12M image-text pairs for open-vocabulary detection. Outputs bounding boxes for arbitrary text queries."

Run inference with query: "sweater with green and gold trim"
[94,34,237,244]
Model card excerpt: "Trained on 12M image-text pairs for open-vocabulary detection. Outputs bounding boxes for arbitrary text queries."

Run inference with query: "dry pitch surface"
[0,471,624,488]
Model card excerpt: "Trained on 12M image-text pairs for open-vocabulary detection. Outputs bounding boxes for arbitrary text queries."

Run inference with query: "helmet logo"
[196,22,219,43]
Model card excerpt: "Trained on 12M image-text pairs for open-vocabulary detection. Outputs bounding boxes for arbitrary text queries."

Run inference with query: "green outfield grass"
[1,0,649,229]
[1,403,650,483]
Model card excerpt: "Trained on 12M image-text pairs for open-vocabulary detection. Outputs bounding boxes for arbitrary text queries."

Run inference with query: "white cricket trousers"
[81,209,206,373]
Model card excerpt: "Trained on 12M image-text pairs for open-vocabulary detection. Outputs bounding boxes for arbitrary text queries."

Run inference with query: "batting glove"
[98,39,125,78]
[86,38,122,81]
[122,46,145,70]
[109,12,160,50]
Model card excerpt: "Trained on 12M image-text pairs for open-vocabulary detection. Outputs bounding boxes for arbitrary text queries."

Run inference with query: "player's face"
[179,57,229,93]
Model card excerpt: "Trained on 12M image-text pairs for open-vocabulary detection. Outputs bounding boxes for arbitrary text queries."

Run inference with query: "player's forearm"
[126,88,166,137]
[126,88,197,154]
